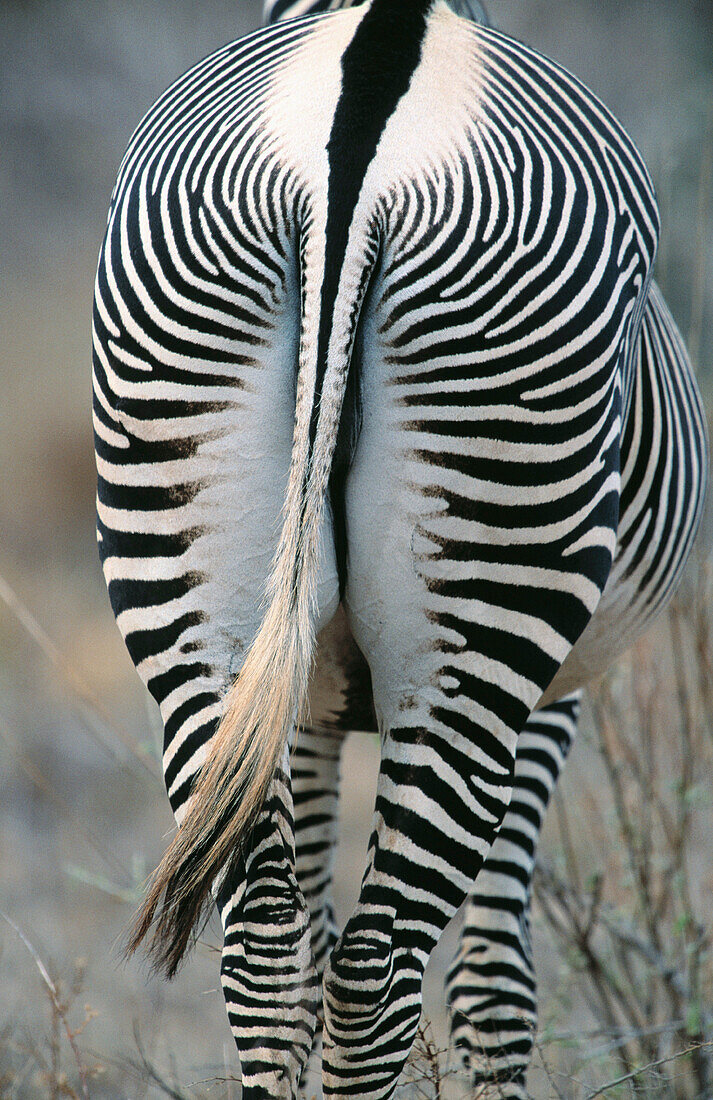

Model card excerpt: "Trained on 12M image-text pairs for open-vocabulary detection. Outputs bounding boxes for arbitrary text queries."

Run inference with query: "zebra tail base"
[125,590,314,978]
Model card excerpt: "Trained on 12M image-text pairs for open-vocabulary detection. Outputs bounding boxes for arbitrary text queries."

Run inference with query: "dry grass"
[2,569,712,1098]
[0,924,101,1100]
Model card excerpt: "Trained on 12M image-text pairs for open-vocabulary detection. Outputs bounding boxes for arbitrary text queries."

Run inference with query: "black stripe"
[266,1,368,26]
[308,0,434,454]
[268,0,335,21]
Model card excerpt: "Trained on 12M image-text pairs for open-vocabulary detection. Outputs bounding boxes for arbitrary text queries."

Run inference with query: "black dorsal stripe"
[308,0,434,455]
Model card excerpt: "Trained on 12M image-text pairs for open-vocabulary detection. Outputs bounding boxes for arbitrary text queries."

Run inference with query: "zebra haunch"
[92,1,708,1096]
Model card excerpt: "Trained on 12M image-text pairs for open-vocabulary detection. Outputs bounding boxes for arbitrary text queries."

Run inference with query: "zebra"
[264,0,489,23]
[91,0,708,1096]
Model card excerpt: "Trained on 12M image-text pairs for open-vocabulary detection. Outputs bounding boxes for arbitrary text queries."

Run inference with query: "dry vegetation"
[531,575,713,1098]
[1,556,712,1099]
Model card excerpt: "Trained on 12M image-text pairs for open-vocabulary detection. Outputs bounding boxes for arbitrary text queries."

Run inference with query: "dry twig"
[0,912,92,1100]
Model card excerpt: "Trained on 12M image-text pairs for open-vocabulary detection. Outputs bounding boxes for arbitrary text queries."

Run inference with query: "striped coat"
[93,1,707,1095]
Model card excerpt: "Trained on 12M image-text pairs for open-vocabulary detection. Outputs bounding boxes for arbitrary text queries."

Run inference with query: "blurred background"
[1,1,712,1096]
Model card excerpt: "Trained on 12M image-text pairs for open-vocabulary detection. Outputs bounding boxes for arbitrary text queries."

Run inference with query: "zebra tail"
[126,212,378,979]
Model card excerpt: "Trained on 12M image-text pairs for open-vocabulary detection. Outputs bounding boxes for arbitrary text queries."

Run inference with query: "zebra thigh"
[447,693,581,1098]
[319,349,619,1097]
[95,345,340,1095]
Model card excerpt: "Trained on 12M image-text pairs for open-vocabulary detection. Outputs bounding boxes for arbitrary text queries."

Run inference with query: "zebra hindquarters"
[319,215,635,1099]
[94,234,342,1092]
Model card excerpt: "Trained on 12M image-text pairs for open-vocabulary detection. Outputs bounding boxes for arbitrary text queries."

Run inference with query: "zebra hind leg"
[218,746,319,1099]
[293,727,344,975]
[446,694,581,1098]
[297,607,376,980]
[320,710,522,1099]
[218,609,370,1095]
[290,725,345,1087]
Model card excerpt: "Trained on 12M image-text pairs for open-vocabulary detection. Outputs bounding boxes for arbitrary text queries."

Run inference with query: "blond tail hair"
[125,215,378,979]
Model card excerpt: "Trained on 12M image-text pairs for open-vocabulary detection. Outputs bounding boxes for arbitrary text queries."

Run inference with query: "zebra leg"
[321,712,519,1099]
[299,607,377,979]
[447,693,581,1098]
[221,613,371,1091]
[288,726,345,1089]
[292,727,344,978]
[94,273,342,1092]
[218,746,320,1099]
[323,282,624,1096]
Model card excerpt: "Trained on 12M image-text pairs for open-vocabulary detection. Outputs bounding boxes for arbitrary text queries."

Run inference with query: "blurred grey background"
[1,2,711,1096]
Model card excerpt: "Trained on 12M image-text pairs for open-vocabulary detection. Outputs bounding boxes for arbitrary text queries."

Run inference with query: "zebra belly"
[540,576,648,704]
[542,283,709,705]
